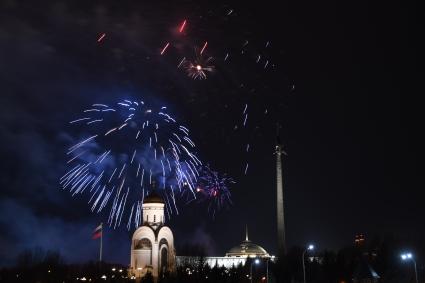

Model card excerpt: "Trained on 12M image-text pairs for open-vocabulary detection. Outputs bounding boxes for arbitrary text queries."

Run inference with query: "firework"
[200,41,208,55]
[182,51,215,80]
[179,20,187,33]
[195,165,234,217]
[97,33,106,42]
[61,99,202,229]
[177,57,186,68]
[160,42,170,55]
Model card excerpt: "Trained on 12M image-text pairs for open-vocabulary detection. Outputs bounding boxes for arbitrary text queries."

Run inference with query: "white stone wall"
[130,227,156,278]
[142,203,165,227]
[129,206,176,280]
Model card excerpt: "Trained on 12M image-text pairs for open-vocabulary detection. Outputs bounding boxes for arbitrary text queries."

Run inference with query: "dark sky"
[0,0,422,266]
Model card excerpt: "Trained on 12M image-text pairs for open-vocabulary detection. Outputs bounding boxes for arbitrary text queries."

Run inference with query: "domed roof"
[226,240,269,257]
[225,228,270,258]
[143,191,164,204]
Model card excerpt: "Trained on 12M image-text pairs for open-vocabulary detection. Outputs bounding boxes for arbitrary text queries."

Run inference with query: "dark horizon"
[0,0,422,267]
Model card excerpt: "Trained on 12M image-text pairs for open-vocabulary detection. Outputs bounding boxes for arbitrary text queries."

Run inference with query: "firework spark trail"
[200,41,208,55]
[177,57,186,68]
[95,150,110,164]
[170,186,179,215]
[224,53,229,61]
[67,151,86,164]
[63,98,204,228]
[61,163,91,188]
[164,193,172,219]
[127,204,135,230]
[244,163,249,175]
[87,119,103,125]
[179,20,187,33]
[160,42,170,55]
[134,201,141,228]
[70,117,91,124]
[97,33,106,42]
[60,164,81,181]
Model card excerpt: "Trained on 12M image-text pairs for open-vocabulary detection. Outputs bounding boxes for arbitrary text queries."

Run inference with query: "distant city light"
[308,244,314,250]
[255,258,260,264]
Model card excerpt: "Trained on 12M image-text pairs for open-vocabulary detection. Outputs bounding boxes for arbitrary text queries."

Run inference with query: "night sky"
[0,0,422,267]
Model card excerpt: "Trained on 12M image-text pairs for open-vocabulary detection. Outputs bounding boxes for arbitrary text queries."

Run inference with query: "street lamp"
[266,258,269,283]
[266,255,275,283]
[302,244,315,283]
[401,252,418,283]
[250,258,260,283]
[264,256,276,283]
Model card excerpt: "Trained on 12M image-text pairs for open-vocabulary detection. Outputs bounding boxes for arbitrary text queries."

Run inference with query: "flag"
[92,223,102,240]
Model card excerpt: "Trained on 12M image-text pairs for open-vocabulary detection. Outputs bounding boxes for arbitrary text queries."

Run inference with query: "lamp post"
[266,258,269,283]
[302,244,314,283]
[401,253,418,283]
[266,256,275,283]
[250,258,260,283]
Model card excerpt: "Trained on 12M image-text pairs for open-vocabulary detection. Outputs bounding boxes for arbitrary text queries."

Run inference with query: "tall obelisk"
[276,126,286,255]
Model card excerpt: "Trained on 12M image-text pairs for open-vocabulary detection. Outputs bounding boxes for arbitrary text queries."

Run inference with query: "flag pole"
[99,222,103,263]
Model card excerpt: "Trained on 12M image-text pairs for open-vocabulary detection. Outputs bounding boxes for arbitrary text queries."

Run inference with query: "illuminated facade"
[176,228,274,269]
[129,192,176,280]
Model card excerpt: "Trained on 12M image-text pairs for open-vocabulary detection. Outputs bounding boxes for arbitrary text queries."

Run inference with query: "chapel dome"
[143,191,164,204]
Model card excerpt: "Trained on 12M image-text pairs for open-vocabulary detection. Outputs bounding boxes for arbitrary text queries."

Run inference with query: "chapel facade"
[129,192,176,280]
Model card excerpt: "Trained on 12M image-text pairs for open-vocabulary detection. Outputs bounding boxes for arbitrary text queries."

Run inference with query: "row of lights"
[75,268,127,281]
[76,249,418,283]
